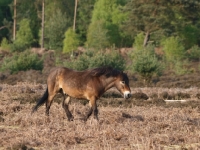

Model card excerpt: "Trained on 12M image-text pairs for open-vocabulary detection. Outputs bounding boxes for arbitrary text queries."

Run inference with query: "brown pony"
[32,67,131,121]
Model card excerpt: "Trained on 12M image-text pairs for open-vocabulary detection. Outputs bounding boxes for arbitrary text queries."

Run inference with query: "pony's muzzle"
[124,91,131,99]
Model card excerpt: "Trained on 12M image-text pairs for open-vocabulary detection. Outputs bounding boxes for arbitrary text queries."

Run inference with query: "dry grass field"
[1,83,200,150]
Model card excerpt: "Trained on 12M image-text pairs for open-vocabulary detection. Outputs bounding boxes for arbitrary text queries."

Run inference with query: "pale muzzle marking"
[124,91,131,99]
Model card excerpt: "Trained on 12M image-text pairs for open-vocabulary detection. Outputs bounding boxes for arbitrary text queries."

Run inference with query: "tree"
[63,28,79,54]
[12,18,34,51]
[87,20,109,49]
[41,0,45,48]
[87,0,130,48]
[76,0,96,45]
[44,10,69,50]
[123,0,200,47]
[13,0,16,40]
[44,0,74,24]
[73,0,78,31]
[0,0,12,41]
[15,0,41,46]
[123,0,173,46]
[170,0,200,49]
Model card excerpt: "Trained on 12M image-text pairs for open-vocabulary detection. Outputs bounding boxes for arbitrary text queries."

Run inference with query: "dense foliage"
[0,0,200,78]
[0,0,199,50]
[0,0,12,41]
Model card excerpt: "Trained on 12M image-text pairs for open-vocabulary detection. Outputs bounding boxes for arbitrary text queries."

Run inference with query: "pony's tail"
[32,88,48,114]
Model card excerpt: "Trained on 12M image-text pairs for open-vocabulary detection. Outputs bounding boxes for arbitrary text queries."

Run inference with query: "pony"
[32,67,131,121]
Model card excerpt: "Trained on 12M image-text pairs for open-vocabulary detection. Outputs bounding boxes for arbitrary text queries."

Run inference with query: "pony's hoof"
[94,116,99,121]
[68,116,74,121]
[83,117,88,122]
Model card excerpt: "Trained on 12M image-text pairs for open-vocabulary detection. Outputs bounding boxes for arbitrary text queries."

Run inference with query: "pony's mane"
[90,67,121,77]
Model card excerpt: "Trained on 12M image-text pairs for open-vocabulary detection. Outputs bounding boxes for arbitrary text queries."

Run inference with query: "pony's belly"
[64,88,87,99]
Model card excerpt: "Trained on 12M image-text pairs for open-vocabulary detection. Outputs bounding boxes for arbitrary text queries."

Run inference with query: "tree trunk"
[73,0,78,31]
[13,0,17,40]
[143,31,150,47]
[41,0,45,48]
[71,0,78,56]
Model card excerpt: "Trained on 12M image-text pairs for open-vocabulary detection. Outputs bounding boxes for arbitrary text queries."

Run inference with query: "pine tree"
[87,20,109,49]
[63,28,79,54]
[12,18,34,51]
[76,0,96,45]
[123,0,200,47]
[123,0,173,46]
[16,0,40,46]
[0,0,12,41]
[44,10,68,50]
[87,0,129,48]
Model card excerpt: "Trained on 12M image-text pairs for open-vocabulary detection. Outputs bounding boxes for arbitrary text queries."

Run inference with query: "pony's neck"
[101,76,116,91]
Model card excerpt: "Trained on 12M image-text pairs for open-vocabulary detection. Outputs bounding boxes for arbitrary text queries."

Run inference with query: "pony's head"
[115,72,131,99]
[90,67,131,99]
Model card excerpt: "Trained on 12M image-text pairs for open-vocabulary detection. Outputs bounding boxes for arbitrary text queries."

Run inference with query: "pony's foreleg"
[62,95,74,121]
[86,99,98,121]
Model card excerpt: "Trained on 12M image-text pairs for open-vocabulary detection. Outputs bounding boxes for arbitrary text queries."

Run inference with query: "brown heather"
[0,83,200,150]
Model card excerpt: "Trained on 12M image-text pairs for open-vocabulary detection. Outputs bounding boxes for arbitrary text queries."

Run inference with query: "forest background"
[0,0,200,85]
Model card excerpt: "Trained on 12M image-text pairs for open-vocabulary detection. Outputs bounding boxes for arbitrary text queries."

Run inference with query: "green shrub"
[187,45,200,61]
[130,45,163,84]
[133,32,145,51]
[89,50,125,70]
[173,59,190,75]
[161,36,185,62]
[60,49,126,71]
[0,50,43,74]
[180,25,199,49]
[63,53,91,71]
[0,38,10,50]
[10,43,27,52]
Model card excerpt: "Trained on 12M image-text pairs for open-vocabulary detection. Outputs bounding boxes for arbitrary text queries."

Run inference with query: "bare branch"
[0,26,6,30]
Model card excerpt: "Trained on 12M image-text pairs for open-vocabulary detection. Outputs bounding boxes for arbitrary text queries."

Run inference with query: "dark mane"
[90,67,121,77]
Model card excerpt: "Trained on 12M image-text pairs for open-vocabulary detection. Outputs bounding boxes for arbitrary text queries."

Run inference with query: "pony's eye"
[121,81,125,84]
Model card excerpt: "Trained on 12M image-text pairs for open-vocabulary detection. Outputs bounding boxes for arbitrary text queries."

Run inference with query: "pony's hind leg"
[46,92,56,116]
[62,95,74,121]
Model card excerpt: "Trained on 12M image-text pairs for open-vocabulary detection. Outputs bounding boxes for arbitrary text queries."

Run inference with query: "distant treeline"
[0,0,200,51]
